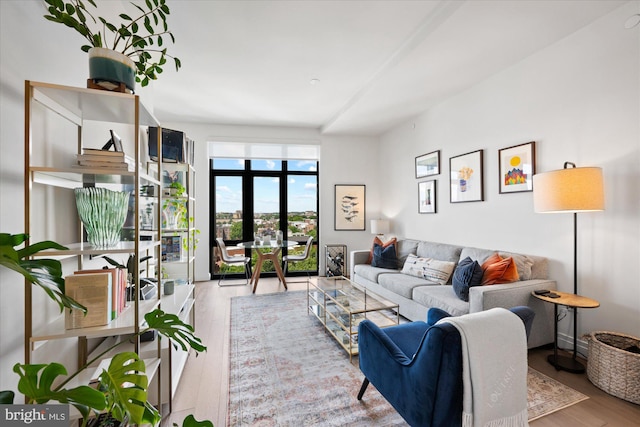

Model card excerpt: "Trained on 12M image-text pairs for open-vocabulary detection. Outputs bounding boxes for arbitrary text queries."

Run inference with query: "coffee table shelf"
[308,276,399,359]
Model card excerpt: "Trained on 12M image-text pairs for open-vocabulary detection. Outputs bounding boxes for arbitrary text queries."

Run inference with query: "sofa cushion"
[378,273,438,299]
[412,285,470,317]
[354,264,400,283]
[499,252,535,280]
[401,254,456,285]
[416,241,463,264]
[371,242,398,269]
[458,247,496,265]
[452,257,483,302]
[396,239,420,269]
[481,253,519,285]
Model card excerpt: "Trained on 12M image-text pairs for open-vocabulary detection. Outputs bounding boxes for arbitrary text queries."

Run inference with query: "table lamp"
[533,162,604,372]
[371,219,390,238]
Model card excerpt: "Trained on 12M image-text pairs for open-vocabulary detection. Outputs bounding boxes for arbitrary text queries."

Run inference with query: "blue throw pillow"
[452,256,483,302]
[371,242,398,269]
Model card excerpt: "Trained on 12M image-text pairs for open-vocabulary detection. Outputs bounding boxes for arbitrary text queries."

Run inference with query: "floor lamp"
[533,162,605,372]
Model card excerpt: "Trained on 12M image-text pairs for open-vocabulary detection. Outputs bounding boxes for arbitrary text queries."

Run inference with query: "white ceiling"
[144,1,625,135]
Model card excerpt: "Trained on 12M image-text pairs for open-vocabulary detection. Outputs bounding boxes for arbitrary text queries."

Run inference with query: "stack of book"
[65,268,128,329]
[76,148,135,171]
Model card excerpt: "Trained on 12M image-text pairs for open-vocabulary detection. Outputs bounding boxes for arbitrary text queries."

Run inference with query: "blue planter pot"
[89,47,136,91]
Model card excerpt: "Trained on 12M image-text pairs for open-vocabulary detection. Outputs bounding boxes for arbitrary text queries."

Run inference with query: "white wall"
[380,2,640,349]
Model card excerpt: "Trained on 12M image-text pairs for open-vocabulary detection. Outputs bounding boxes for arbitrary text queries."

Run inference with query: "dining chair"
[283,236,314,278]
[215,237,251,286]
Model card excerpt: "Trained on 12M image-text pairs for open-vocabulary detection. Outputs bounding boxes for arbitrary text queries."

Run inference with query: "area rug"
[227,291,588,426]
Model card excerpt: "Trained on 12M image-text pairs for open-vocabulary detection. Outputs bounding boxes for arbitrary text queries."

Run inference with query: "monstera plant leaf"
[13,362,106,421]
[0,233,85,313]
[144,309,207,353]
[98,352,160,426]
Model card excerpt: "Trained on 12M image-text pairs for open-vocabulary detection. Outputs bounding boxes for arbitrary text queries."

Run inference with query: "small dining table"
[238,240,297,293]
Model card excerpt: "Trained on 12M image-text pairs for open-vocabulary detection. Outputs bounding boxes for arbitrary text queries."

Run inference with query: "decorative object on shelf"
[74,187,130,248]
[449,150,484,203]
[335,184,366,231]
[415,150,440,178]
[164,280,175,296]
[42,0,181,90]
[418,181,436,214]
[533,162,605,373]
[499,141,536,194]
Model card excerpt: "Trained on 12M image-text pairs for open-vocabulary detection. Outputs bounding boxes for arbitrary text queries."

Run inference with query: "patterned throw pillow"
[401,254,456,285]
[367,236,397,265]
[481,253,519,285]
[371,242,398,269]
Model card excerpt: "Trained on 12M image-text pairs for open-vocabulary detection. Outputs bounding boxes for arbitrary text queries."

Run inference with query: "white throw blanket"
[439,308,529,427]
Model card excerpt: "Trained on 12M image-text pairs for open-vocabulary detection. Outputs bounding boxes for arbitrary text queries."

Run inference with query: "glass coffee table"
[308,276,399,359]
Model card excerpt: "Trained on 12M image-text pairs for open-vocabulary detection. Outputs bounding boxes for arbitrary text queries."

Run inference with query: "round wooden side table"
[532,290,600,373]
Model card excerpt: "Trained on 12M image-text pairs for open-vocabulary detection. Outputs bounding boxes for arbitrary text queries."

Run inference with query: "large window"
[211,159,318,278]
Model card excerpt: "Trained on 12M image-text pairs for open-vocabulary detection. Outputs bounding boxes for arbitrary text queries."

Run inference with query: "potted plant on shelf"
[42,0,182,91]
[0,233,212,427]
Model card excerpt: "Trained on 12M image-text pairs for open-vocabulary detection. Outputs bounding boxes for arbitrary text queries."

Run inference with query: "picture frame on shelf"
[415,150,440,178]
[418,180,436,214]
[334,184,365,231]
[449,149,484,203]
[498,141,536,194]
[108,130,124,152]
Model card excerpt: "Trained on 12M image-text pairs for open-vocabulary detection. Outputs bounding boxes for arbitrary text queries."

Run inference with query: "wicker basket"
[586,331,640,404]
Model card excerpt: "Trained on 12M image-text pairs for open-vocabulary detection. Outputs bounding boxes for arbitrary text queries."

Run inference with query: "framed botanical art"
[415,150,440,178]
[418,180,436,214]
[335,184,365,230]
[449,149,484,203]
[498,141,536,193]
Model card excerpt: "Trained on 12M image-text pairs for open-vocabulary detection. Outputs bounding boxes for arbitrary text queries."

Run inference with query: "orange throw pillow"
[481,253,519,285]
[368,237,397,264]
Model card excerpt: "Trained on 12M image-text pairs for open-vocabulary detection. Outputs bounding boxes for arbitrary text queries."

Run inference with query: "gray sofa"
[350,239,555,348]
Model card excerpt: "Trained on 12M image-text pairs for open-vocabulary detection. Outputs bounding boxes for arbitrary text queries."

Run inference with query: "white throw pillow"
[401,254,456,285]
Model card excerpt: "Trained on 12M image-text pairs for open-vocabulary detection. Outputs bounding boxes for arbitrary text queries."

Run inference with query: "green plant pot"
[74,187,130,248]
[89,47,136,91]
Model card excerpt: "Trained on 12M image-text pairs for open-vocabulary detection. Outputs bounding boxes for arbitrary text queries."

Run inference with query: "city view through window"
[212,159,318,276]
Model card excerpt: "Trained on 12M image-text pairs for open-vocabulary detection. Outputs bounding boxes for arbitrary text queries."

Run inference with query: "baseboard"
[557,332,589,358]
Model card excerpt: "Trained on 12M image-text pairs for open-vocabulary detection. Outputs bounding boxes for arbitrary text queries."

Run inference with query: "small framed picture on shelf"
[418,180,436,214]
[498,141,536,194]
[162,235,182,262]
[415,150,440,178]
[108,130,124,152]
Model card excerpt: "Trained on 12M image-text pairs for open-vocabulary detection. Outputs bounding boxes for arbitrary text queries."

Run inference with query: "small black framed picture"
[415,150,440,178]
[418,180,436,214]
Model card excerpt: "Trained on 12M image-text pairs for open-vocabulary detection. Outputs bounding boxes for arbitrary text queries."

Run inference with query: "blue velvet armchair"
[357,306,535,427]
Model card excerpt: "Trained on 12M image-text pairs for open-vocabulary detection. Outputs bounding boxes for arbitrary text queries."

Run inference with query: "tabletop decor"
[418,180,436,214]
[335,184,365,230]
[499,141,536,193]
[416,150,440,178]
[43,0,181,90]
[74,187,130,248]
[449,150,484,203]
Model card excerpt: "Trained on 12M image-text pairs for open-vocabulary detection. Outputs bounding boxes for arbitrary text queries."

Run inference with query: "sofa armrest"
[468,279,557,312]
[350,250,370,275]
[469,279,557,348]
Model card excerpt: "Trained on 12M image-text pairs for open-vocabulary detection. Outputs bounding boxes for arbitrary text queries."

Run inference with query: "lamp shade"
[533,166,604,213]
[371,219,390,235]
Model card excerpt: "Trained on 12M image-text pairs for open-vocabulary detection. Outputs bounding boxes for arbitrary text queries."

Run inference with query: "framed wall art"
[418,180,436,214]
[415,150,440,178]
[498,141,536,193]
[449,149,484,203]
[335,184,365,230]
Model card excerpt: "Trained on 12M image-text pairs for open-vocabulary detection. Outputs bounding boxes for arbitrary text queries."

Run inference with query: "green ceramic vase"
[75,187,130,248]
[89,47,136,91]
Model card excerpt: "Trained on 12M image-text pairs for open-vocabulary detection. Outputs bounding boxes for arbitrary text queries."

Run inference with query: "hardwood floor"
[162,277,640,427]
